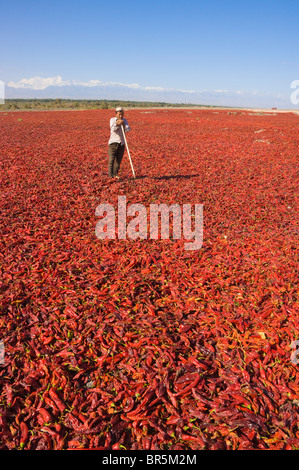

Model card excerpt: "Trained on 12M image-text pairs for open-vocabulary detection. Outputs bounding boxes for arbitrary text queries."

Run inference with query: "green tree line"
[1,99,204,111]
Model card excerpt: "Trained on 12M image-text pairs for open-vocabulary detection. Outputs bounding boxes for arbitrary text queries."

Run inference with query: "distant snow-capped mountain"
[4,75,296,109]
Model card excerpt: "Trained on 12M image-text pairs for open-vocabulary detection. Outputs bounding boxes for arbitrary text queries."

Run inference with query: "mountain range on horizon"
[3,76,298,109]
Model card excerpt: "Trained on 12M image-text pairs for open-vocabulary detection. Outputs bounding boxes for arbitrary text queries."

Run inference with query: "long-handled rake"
[121,125,136,179]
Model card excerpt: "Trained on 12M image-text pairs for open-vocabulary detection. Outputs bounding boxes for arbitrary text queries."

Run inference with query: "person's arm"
[123,118,130,133]
[110,117,118,131]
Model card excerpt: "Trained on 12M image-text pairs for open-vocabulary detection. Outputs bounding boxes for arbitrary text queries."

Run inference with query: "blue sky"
[1,0,299,107]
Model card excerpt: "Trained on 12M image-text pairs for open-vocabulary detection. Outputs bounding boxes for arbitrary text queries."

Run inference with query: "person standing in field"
[108,107,130,179]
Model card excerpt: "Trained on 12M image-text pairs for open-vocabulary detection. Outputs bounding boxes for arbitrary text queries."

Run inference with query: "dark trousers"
[108,143,125,177]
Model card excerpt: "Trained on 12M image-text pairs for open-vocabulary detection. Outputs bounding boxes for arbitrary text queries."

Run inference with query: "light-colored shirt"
[108,117,130,145]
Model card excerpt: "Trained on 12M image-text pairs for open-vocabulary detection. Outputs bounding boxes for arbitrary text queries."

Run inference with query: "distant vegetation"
[0,98,208,111]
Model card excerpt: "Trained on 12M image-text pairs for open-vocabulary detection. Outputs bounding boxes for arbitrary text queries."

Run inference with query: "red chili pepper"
[192,388,212,406]
[181,434,205,446]
[165,383,178,409]
[126,391,155,417]
[41,426,64,449]
[20,422,29,449]
[37,408,52,425]
[65,413,84,431]
[167,415,181,425]
[42,335,54,345]
[179,324,192,333]
[5,384,13,406]
[122,396,135,412]
[242,369,250,382]
[48,388,66,412]
[112,443,121,450]
[43,395,58,412]
[175,374,201,397]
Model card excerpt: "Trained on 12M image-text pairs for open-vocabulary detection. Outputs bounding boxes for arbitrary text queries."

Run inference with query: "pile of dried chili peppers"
[0,109,298,449]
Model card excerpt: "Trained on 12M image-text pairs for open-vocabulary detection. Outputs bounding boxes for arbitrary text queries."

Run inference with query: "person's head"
[116,106,124,119]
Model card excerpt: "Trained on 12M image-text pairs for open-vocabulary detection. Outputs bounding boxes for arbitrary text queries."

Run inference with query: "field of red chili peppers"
[0,108,298,450]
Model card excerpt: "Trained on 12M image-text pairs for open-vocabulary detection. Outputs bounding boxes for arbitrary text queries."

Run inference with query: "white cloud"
[7,75,71,90]
[72,79,103,87]
[6,75,195,94]
[144,86,166,91]
[71,80,141,89]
